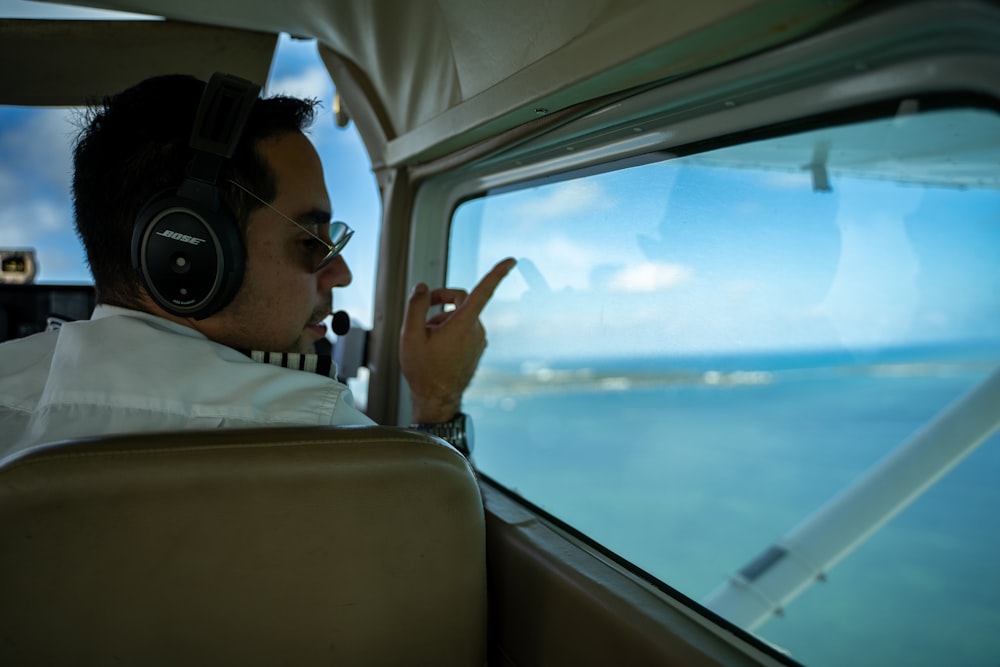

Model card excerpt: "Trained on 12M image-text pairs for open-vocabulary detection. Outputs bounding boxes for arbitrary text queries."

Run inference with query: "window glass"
[449,106,1000,667]
[0,106,82,282]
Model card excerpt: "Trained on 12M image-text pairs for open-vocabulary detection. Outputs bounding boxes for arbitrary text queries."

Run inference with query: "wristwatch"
[410,412,474,457]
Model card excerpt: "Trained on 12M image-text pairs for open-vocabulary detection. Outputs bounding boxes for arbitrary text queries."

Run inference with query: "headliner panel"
[0,18,276,107]
[22,0,864,165]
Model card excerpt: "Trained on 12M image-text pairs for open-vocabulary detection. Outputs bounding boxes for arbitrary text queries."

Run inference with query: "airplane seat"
[0,425,487,667]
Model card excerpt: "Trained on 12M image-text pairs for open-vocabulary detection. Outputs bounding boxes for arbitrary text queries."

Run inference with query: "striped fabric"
[245,350,335,379]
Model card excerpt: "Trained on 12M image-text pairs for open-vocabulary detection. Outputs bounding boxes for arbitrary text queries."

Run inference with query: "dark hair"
[72,74,317,307]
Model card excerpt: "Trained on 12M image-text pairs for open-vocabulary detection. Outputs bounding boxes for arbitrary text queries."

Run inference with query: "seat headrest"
[0,425,487,666]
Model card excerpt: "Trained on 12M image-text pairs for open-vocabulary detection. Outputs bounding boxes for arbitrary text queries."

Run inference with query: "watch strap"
[410,412,472,457]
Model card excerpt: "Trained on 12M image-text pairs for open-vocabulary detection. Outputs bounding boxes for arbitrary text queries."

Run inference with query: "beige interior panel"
[482,483,789,667]
[0,19,276,106]
[0,425,486,667]
[28,0,863,165]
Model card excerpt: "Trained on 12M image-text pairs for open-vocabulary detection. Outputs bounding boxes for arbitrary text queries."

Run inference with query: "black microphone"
[331,310,351,336]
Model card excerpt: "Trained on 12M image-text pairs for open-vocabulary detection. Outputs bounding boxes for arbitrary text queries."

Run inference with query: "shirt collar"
[91,304,206,339]
[240,349,337,379]
[90,305,338,379]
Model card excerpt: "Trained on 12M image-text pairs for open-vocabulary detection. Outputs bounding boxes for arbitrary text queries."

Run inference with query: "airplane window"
[448,105,1000,667]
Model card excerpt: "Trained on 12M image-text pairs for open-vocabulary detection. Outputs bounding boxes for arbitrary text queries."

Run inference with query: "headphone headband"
[191,74,260,158]
[182,75,262,206]
[132,73,261,319]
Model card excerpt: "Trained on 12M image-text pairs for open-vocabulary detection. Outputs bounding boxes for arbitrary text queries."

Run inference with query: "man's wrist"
[410,412,474,457]
[410,392,462,424]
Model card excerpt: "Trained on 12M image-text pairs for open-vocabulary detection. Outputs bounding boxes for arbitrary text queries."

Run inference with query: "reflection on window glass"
[449,107,1000,667]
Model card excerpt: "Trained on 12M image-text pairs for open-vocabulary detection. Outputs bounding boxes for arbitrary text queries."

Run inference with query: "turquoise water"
[465,346,1000,666]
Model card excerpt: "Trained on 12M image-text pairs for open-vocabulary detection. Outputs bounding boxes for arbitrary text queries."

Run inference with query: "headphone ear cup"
[132,191,245,319]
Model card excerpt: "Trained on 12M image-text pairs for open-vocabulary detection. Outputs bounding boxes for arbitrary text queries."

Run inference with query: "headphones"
[131,73,261,320]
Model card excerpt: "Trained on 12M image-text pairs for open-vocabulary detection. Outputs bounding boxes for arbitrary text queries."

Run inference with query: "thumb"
[401,282,431,339]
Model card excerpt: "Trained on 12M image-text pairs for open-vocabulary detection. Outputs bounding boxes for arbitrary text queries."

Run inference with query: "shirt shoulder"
[1,308,372,455]
[0,330,58,412]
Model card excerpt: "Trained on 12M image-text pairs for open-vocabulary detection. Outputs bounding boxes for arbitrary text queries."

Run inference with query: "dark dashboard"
[0,283,96,342]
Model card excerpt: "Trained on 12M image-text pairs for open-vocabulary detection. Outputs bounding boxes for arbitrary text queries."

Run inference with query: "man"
[0,73,514,456]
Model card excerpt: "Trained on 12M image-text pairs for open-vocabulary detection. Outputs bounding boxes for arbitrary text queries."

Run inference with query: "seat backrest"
[0,425,486,666]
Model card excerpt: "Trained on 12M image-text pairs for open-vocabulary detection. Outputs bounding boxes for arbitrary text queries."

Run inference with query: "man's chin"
[293,322,328,353]
[306,321,328,340]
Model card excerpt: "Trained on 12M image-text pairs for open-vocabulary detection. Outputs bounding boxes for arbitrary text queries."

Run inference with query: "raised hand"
[400,258,517,423]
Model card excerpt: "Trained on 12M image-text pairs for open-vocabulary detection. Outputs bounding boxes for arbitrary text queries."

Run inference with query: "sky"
[450,110,1000,360]
[0,0,381,328]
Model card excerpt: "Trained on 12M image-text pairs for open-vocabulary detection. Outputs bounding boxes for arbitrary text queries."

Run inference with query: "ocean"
[464,344,1000,666]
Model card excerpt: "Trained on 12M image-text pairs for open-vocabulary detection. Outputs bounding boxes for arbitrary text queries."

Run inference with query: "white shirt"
[0,305,373,459]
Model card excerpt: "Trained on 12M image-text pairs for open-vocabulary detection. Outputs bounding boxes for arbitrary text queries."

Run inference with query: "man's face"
[194,131,352,353]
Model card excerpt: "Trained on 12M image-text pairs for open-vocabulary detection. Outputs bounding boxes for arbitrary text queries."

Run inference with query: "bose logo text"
[156,230,206,246]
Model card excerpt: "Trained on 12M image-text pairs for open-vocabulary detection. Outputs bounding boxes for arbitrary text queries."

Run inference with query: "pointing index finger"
[459,258,517,320]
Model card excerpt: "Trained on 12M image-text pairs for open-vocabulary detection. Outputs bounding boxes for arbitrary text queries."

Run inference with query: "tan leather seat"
[0,425,486,666]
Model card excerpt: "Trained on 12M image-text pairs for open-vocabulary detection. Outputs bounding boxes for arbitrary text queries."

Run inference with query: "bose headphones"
[131,73,261,320]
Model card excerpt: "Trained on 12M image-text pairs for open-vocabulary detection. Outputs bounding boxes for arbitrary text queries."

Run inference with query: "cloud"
[515,180,609,219]
[0,109,77,195]
[609,261,692,293]
[0,200,71,243]
[758,170,812,189]
[530,236,604,291]
[0,110,76,256]
[267,64,333,102]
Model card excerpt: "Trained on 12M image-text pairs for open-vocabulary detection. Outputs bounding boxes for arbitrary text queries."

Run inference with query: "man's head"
[73,74,353,352]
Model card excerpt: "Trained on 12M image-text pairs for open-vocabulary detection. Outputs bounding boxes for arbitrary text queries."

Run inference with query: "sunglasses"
[227,179,354,272]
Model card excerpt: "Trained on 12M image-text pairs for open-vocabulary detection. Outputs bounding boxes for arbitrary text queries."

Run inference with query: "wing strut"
[703,366,1000,630]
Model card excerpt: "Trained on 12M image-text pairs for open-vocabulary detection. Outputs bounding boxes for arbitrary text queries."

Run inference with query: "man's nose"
[319,253,352,289]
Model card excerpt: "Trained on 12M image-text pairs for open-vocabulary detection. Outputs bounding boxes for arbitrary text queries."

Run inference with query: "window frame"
[401,2,1000,663]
